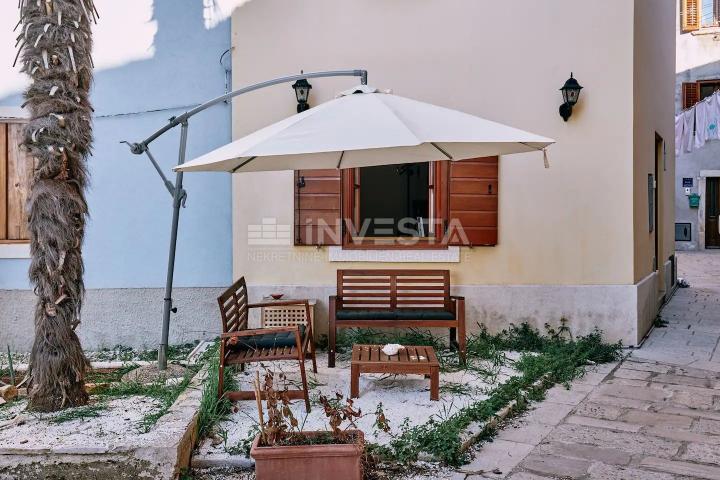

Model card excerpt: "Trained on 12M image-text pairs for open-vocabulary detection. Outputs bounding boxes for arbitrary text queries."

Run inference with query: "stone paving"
[458,251,720,479]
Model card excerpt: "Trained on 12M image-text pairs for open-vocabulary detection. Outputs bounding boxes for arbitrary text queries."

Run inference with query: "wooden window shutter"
[682,0,700,32]
[446,157,498,246]
[2,123,32,241]
[0,124,7,240]
[294,169,342,245]
[682,82,699,109]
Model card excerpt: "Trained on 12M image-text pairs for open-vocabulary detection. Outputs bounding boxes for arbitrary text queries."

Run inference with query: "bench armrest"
[330,295,343,312]
[450,295,465,301]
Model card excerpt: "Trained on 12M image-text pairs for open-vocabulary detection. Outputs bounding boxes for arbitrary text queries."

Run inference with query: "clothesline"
[675,90,720,156]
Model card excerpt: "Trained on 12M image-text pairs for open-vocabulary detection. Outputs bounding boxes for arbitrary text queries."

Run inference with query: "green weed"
[196,344,239,439]
[368,324,622,466]
[49,404,107,424]
[654,316,669,328]
[97,367,195,433]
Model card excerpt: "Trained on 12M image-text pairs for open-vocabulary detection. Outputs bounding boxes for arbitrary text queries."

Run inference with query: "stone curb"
[11,359,199,373]
[0,365,208,480]
[458,374,551,453]
[414,374,551,463]
[191,452,255,469]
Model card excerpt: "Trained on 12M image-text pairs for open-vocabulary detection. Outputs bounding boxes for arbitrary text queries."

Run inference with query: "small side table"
[260,298,317,341]
[350,344,440,401]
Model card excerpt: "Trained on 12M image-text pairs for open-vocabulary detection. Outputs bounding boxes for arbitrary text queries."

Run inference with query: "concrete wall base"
[1,287,224,352]
[247,277,659,347]
[2,277,660,352]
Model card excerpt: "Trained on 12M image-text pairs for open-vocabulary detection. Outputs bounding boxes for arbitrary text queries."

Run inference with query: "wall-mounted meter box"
[689,193,701,208]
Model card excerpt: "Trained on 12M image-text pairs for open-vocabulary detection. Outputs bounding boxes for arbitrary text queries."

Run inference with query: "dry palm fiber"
[17,0,98,412]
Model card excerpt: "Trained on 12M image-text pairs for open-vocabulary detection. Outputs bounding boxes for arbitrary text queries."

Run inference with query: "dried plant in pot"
[250,371,388,480]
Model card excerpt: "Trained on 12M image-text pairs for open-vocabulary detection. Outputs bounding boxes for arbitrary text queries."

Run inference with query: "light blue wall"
[0,0,232,289]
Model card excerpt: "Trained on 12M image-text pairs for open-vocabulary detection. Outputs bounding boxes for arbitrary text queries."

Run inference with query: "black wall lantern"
[559,73,583,121]
[292,77,312,113]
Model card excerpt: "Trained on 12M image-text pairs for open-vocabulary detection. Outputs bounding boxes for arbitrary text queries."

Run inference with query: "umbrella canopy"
[176,85,554,173]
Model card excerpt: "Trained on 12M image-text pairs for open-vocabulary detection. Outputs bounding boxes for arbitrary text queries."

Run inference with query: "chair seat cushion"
[229,325,305,351]
[395,309,456,320]
[336,309,455,321]
[336,309,397,320]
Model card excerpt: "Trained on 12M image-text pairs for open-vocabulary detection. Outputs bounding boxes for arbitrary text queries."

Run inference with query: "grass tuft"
[49,404,107,424]
[196,343,239,439]
[98,367,195,432]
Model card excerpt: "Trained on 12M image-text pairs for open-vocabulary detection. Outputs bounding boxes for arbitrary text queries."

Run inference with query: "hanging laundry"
[695,97,710,149]
[683,107,696,153]
[675,113,684,156]
[708,91,720,141]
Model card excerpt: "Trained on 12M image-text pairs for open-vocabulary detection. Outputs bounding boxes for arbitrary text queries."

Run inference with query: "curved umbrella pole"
[123,69,368,369]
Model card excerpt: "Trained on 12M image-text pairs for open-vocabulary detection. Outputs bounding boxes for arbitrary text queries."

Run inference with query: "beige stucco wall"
[631,0,676,340]
[230,0,640,288]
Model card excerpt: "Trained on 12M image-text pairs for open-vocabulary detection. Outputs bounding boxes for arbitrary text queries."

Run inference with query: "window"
[701,0,720,27]
[699,80,720,100]
[294,158,499,248]
[675,223,692,241]
[0,122,32,243]
[682,79,720,108]
[357,163,431,238]
[682,0,720,32]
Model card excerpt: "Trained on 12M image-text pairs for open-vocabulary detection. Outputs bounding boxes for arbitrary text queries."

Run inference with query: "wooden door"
[706,177,720,248]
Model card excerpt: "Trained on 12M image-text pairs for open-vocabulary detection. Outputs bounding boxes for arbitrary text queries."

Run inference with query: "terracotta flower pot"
[251,430,364,480]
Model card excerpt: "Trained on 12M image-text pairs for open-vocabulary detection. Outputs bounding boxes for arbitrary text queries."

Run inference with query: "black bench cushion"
[336,309,455,321]
[229,325,305,350]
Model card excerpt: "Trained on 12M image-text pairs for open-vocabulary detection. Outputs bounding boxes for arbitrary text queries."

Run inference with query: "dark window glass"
[699,81,720,101]
[358,163,430,237]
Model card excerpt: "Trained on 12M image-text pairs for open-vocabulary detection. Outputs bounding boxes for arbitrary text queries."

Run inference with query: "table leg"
[430,366,439,401]
[351,364,360,398]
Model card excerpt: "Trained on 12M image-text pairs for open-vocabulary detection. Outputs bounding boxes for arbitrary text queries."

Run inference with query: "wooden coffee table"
[350,345,440,401]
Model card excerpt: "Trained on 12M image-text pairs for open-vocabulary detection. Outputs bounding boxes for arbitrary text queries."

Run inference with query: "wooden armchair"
[217,277,317,412]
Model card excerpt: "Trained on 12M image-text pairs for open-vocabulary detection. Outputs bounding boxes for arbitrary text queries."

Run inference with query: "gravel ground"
[0,396,163,448]
[194,350,521,464]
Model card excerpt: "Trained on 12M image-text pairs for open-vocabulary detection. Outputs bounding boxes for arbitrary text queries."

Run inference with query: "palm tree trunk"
[17,0,97,411]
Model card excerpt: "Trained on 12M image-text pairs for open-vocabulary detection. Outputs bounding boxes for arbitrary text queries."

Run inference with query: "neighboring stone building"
[229,0,676,346]
[676,0,720,250]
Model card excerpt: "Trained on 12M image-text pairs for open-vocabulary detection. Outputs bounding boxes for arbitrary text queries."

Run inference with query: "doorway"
[706,177,720,248]
[652,135,661,271]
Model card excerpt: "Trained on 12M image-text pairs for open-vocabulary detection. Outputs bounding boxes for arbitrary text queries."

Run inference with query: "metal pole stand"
[124,69,368,370]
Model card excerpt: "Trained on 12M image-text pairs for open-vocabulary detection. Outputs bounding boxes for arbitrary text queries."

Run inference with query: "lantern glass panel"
[565,88,580,105]
[296,87,308,102]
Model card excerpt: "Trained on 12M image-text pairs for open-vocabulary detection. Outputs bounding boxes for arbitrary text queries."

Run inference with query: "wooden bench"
[328,269,465,368]
[217,277,317,412]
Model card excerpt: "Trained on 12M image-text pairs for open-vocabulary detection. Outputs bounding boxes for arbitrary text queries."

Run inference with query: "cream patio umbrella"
[129,73,555,370]
[175,85,554,173]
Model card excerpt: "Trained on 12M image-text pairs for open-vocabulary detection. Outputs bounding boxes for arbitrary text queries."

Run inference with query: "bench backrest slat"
[337,269,450,310]
[217,276,249,333]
